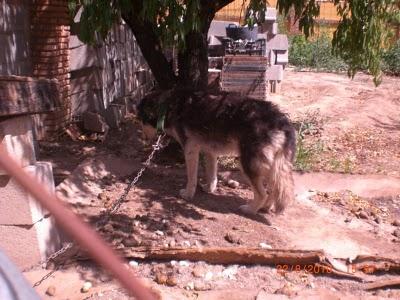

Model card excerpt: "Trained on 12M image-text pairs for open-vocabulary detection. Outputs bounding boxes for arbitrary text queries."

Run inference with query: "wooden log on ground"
[0,75,61,117]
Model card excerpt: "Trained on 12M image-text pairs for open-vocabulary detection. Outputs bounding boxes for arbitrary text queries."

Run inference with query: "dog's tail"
[270,127,296,214]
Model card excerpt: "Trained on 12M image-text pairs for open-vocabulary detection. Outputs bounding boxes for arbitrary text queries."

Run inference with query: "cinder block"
[0,116,36,175]
[0,162,54,225]
[105,103,125,129]
[266,65,283,81]
[0,162,62,269]
[0,225,42,270]
[83,111,109,133]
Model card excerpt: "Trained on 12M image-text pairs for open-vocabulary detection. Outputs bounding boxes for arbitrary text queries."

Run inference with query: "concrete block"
[0,162,54,225]
[105,103,125,129]
[272,22,278,35]
[0,162,62,269]
[265,7,277,21]
[266,65,284,81]
[0,116,36,175]
[83,111,109,133]
[276,50,289,65]
[0,225,42,270]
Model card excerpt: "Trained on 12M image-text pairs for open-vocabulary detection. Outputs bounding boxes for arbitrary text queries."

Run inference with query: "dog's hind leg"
[200,152,217,193]
[180,142,200,200]
[239,173,267,215]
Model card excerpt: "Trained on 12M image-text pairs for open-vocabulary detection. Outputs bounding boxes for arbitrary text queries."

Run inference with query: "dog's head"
[136,89,174,140]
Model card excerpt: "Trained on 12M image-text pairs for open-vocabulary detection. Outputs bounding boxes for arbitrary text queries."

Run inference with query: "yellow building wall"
[215,0,340,24]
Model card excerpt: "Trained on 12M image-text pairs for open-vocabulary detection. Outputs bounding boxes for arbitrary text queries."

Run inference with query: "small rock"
[98,192,108,201]
[46,285,56,296]
[323,192,329,198]
[393,229,400,238]
[259,242,272,249]
[185,282,195,290]
[129,260,139,267]
[179,260,190,267]
[392,220,400,227]
[204,271,213,281]
[81,281,92,293]
[224,232,242,244]
[307,282,315,289]
[155,273,168,285]
[358,211,369,219]
[275,283,296,297]
[221,266,238,279]
[122,236,141,247]
[103,223,114,232]
[344,217,352,223]
[181,240,191,247]
[192,266,206,278]
[194,281,211,291]
[374,217,382,224]
[170,260,178,266]
[155,230,164,236]
[166,275,178,286]
[227,179,239,189]
[168,239,176,248]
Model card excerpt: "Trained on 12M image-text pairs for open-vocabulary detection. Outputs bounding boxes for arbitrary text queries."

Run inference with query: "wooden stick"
[119,246,326,265]
[365,279,400,290]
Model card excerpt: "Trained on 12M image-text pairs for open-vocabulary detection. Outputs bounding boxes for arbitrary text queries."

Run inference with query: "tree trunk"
[177,10,215,90]
[122,14,176,90]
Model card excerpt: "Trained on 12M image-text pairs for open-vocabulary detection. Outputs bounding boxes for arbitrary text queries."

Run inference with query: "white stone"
[179,260,190,267]
[129,260,139,267]
[0,115,36,175]
[81,281,92,293]
[259,242,273,249]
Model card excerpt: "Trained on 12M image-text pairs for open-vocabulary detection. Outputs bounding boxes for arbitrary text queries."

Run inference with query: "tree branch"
[121,9,176,89]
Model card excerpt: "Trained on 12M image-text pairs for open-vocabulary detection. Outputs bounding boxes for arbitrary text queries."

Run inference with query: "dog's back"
[138,89,296,214]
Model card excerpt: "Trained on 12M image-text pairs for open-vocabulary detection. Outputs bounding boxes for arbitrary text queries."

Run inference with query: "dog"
[137,88,296,215]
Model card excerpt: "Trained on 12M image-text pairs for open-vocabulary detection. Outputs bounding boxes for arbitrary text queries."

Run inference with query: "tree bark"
[177,1,218,90]
[122,13,176,90]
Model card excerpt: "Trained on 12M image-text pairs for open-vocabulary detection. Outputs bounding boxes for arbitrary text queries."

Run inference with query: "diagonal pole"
[0,145,157,300]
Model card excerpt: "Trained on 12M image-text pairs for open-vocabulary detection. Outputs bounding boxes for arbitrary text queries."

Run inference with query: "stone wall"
[0,0,32,76]
[69,17,154,125]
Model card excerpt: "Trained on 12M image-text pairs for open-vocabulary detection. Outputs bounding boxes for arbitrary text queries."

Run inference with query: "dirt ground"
[25,70,400,299]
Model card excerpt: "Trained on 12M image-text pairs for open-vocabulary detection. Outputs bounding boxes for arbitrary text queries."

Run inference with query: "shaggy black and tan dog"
[137,89,296,215]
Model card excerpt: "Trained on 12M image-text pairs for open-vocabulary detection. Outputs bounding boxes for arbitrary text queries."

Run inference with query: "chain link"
[28,133,167,287]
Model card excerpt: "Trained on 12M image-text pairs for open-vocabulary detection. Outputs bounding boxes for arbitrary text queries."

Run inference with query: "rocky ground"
[24,70,400,299]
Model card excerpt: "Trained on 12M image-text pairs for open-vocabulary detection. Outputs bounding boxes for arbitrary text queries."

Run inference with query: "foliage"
[289,34,347,72]
[68,0,267,49]
[293,111,324,172]
[382,40,400,75]
[332,0,397,85]
[68,0,399,86]
[278,0,399,85]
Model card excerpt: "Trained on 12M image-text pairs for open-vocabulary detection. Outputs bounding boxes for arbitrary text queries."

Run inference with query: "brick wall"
[31,0,71,138]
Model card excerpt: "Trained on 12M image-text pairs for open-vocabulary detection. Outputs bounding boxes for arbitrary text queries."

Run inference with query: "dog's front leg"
[200,152,217,193]
[180,142,200,200]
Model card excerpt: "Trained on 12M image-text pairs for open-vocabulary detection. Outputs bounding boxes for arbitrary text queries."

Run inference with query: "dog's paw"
[179,189,194,200]
[238,204,258,215]
[200,183,216,194]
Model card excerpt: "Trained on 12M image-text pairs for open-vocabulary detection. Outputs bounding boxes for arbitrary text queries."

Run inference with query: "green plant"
[289,34,347,72]
[382,40,400,75]
[294,112,325,171]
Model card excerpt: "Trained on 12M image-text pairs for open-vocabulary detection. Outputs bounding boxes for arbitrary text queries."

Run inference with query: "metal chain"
[28,133,168,286]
